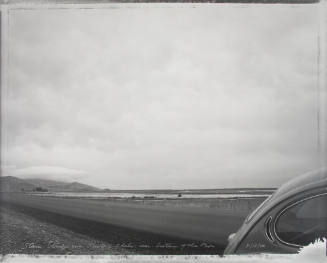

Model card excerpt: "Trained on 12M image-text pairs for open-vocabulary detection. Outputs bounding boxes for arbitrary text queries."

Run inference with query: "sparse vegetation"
[34,187,48,192]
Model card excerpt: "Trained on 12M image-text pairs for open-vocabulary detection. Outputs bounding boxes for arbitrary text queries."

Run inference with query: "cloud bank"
[2,4,321,189]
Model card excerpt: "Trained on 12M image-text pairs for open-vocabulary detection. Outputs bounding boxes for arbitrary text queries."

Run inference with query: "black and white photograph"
[0,0,326,262]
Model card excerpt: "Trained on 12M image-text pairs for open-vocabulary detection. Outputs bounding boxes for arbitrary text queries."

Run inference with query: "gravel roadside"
[0,206,129,255]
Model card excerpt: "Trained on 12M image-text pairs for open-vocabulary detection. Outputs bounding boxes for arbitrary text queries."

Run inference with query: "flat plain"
[0,191,269,255]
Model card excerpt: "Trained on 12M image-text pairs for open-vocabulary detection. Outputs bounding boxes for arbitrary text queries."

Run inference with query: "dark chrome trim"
[264,216,274,242]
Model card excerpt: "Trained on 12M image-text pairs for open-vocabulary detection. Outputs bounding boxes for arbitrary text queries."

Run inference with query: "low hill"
[24,178,102,192]
[1,177,102,192]
[24,178,69,189]
[0,176,35,192]
[56,181,101,192]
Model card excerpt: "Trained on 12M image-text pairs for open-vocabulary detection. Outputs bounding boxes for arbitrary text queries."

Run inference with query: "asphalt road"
[1,193,246,246]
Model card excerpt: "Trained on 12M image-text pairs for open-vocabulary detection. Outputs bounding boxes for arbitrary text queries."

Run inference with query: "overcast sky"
[2,4,321,189]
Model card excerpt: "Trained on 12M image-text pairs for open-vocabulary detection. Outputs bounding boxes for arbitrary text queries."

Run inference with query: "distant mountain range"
[0,176,277,194]
[0,176,102,192]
